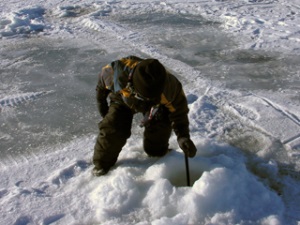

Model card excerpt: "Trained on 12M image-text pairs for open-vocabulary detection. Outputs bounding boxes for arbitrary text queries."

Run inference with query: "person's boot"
[92,166,108,177]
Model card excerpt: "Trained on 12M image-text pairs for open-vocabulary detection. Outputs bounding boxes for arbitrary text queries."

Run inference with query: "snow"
[1,0,300,224]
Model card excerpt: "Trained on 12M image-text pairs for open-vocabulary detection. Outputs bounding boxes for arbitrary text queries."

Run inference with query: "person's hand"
[178,137,197,157]
[98,101,108,118]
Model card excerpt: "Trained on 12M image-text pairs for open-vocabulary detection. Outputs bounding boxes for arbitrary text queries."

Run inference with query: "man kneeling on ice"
[92,56,197,176]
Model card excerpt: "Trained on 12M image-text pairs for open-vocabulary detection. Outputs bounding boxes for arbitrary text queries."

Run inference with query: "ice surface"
[1,0,300,224]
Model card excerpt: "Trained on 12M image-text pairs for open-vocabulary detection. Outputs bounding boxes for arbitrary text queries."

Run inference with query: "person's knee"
[99,116,132,139]
[144,141,169,157]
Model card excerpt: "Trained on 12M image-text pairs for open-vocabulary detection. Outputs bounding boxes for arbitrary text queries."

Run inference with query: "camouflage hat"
[132,59,166,99]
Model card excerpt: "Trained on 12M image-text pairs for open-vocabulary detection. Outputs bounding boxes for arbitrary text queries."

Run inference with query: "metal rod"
[185,154,191,186]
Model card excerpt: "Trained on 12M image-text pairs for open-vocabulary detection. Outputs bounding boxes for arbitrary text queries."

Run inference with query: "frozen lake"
[1,12,299,162]
[1,1,300,224]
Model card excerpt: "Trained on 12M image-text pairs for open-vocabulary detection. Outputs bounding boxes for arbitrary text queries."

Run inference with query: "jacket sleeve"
[170,88,190,139]
[162,74,190,139]
[96,64,114,117]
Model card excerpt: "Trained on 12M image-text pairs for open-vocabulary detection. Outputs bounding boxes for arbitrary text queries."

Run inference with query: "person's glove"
[96,87,110,118]
[178,137,197,157]
[98,101,108,118]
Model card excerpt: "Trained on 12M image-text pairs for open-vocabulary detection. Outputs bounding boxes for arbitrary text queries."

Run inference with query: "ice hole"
[166,168,203,187]
[145,152,205,187]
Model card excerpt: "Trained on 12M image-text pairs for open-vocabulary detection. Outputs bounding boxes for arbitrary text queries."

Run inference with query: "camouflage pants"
[93,103,172,170]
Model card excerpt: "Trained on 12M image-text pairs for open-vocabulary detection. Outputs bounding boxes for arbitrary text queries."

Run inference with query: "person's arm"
[163,75,197,157]
[96,64,114,117]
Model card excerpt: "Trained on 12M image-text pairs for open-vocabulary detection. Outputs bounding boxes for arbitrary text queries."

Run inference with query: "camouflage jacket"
[96,56,190,138]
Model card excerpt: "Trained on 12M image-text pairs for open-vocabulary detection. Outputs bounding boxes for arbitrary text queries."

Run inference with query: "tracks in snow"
[253,94,300,146]
[0,90,54,111]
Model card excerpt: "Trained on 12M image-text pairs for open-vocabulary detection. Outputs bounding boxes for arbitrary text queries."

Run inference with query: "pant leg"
[143,108,172,157]
[93,103,133,170]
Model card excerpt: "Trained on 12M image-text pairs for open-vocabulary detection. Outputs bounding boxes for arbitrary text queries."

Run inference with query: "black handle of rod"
[185,154,191,186]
